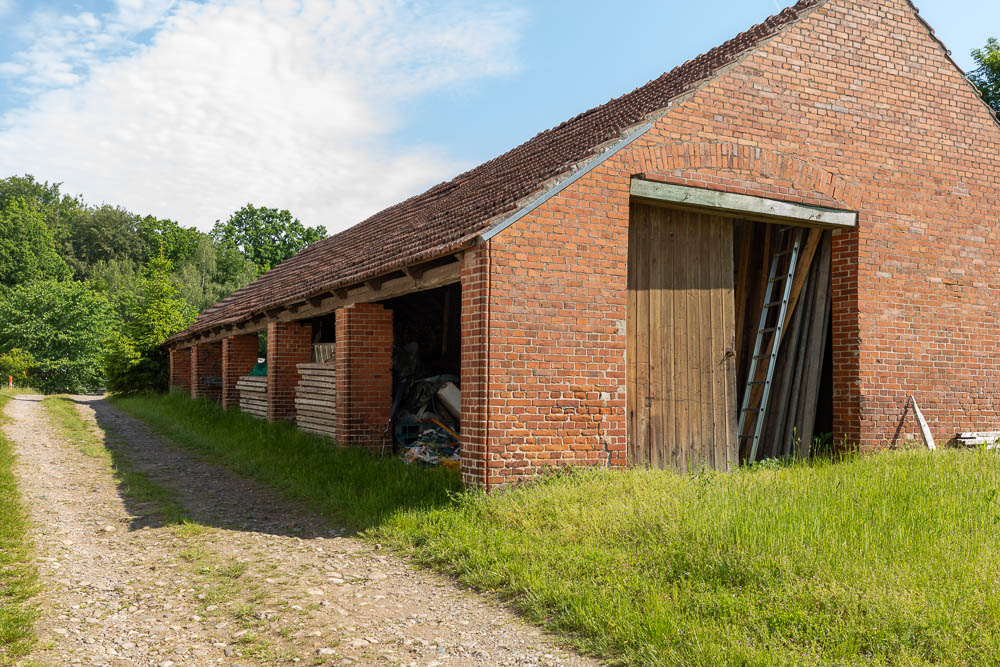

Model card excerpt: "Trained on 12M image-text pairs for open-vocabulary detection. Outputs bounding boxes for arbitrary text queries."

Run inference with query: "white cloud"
[0,0,523,231]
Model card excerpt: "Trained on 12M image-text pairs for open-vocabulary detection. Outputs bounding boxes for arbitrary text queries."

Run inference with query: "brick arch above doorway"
[622,141,865,212]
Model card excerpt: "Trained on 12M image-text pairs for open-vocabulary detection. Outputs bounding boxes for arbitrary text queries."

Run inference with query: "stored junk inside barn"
[385,284,461,468]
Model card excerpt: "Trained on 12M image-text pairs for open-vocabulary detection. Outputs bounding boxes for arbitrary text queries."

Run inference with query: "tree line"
[0,175,326,394]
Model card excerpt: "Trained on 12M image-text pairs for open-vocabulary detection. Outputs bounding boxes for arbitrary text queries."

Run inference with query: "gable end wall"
[468,0,1000,485]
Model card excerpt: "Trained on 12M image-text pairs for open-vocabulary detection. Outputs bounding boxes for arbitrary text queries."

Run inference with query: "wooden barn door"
[627,203,738,471]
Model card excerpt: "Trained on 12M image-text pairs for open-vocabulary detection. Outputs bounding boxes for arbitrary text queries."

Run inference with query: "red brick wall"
[335,303,393,448]
[462,0,1000,485]
[222,334,259,410]
[169,347,191,392]
[266,321,312,422]
[191,341,222,401]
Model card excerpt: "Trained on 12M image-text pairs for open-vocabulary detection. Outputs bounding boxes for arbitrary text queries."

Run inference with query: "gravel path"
[3,395,595,666]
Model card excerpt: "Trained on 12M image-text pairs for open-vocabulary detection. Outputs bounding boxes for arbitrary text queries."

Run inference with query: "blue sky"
[0,0,995,232]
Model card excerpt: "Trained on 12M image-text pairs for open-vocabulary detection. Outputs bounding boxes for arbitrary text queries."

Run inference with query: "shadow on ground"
[66,395,344,540]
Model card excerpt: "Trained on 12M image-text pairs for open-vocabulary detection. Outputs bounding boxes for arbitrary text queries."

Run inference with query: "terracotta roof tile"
[171,0,821,343]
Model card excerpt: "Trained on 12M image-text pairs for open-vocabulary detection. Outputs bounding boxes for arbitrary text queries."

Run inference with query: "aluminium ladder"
[737,227,804,463]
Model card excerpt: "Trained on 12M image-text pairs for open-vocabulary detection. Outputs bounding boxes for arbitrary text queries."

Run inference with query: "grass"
[0,387,37,397]
[114,391,1000,665]
[0,394,40,664]
[114,390,462,530]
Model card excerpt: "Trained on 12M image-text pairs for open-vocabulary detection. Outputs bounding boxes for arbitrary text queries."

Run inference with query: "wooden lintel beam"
[630,179,857,228]
[333,288,349,299]
[365,278,384,292]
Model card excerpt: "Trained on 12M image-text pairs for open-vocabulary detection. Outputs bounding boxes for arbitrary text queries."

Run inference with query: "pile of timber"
[956,431,1000,447]
[295,362,337,438]
[313,343,335,364]
[236,375,267,419]
[734,224,832,461]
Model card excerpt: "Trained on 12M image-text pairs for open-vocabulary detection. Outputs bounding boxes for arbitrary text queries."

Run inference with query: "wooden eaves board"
[630,180,858,229]
[174,256,463,349]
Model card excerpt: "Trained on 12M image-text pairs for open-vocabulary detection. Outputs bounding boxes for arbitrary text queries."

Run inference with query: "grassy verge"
[114,391,461,530]
[0,387,37,397]
[0,394,39,664]
[115,392,1000,665]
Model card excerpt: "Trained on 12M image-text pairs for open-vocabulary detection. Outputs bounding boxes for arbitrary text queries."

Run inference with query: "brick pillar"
[334,303,393,448]
[266,321,312,422]
[459,247,490,488]
[830,227,860,447]
[191,341,223,401]
[170,346,192,393]
[222,334,259,410]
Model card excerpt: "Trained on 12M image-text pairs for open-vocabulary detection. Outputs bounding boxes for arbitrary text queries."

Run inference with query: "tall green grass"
[0,394,39,663]
[116,392,1000,665]
[114,391,461,529]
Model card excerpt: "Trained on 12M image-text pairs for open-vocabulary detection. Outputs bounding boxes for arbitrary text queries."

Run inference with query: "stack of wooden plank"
[734,223,832,461]
[956,431,1000,447]
[236,375,267,419]
[295,362,337,438]
[313,343,335,364]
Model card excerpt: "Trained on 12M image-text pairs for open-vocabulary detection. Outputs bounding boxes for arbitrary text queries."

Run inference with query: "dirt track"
[3,395,593,666]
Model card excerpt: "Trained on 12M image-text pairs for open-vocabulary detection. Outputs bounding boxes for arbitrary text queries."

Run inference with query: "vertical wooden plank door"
[627,203,738,471]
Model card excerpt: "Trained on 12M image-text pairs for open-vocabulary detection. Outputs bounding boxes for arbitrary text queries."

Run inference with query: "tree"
[172,236,257,313]
[0,197,72,287]
[211,204,326,275]
[0,281,116,393]
[86,258,143,321]
[61,205,148,278]
[970,37,1000,113]
[137,215,203,267]
[0,175,84,255]
[0,349,35,387]
[104,257,196,394]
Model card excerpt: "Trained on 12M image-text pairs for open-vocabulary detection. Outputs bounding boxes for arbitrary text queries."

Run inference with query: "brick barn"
[167,0,1000,488]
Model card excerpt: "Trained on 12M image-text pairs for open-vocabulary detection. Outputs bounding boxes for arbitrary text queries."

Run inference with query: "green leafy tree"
[0,175,84,254]
[137,215,203,266]
[172,236,257,312]
[970,37,1000,113]
[0,281,116,393]
[211,204,326,275]
[86,258,143,321]
[0,348,35,387]
[61,205,149,278]
[105,257,196,394]
[0,197,72,287]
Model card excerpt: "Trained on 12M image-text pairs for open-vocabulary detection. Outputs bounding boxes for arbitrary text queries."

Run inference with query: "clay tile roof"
[170,0,821,344]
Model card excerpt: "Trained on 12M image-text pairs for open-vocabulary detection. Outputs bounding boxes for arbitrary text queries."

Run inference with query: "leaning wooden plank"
[780,228,822,343]
[782,268,814,458]
[910,396,936,451]
[796,235,831,458]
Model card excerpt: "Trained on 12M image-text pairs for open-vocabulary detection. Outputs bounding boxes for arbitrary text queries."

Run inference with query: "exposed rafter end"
[402,265,425,281]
